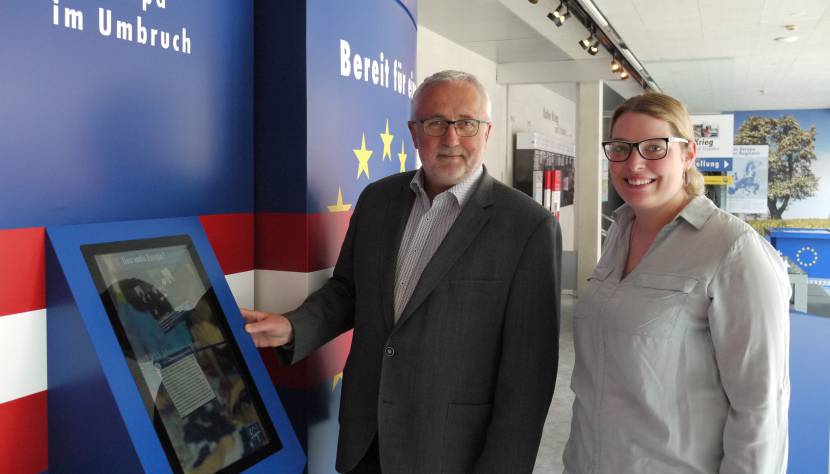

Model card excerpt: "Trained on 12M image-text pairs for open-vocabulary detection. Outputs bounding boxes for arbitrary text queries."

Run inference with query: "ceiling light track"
[529,0,658,91]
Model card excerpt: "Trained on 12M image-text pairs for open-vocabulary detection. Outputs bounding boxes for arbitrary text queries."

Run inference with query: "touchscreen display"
[82,236,280,474]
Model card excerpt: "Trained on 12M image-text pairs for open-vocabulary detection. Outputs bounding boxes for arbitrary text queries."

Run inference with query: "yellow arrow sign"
[703,175,734,186]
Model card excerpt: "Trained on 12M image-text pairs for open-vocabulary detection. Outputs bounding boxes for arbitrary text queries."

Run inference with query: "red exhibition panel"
[0,391,48,474]
[256,212,352,273]
[0,228,45,317]
[256,213,308,273]
[199,213,255,275]
[260,331,353,389]
[307,212,353,273]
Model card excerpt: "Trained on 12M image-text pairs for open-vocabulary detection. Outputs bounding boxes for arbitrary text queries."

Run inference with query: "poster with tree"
[733,110,829,219]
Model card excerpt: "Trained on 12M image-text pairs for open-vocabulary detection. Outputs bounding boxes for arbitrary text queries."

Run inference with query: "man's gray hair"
[410,70,492,120]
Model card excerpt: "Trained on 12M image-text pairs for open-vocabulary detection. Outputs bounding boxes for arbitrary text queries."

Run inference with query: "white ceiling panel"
[593,0,830,110]
[760,0,828,23]
[418,0,830,111]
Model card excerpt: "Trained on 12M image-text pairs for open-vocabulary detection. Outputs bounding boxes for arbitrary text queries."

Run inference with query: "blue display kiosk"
[47,217,305,473]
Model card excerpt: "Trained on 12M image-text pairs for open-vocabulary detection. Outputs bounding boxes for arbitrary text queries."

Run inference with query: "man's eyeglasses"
[602,137,689,162]
[415,118,489,137]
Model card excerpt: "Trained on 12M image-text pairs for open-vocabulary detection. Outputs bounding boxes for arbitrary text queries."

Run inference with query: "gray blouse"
[564,196,790,474]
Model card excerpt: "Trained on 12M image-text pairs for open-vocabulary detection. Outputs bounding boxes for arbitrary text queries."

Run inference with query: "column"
[575,81,603,296]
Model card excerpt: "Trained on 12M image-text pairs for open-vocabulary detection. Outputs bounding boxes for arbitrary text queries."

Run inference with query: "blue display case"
[768,228,830,284]
[47,217,305,473]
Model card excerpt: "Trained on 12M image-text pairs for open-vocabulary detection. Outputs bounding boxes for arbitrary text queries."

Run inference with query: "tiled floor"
[534,293,576,473]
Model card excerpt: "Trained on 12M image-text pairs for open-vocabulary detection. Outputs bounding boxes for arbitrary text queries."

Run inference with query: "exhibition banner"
[306,0,417,214]
[727,145,769,214]
[703,175,734,186]
[733,108,830,219]
[695,158,733,172]
[691,114,734,158]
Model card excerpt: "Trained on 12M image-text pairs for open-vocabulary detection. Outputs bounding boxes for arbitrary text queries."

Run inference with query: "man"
[242,70,561,473]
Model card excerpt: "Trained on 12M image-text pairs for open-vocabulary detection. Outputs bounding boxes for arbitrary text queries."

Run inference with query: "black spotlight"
[547,1,569,27]
[579,34,593,50]
[580,33,600,56]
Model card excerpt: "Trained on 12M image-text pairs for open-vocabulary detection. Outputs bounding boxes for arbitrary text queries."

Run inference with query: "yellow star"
[332,372,344,391]
[397,140,408,172]
[354,133,373,180]
[327,187,352,213]
[379,119,394,161]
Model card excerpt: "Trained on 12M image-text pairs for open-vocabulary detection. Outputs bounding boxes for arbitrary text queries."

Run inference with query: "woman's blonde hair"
[610,92,704,196]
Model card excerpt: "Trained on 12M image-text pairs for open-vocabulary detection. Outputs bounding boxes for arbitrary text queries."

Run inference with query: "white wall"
[506,84,577,251]
[416,28,579,289]
[416,27,508,184]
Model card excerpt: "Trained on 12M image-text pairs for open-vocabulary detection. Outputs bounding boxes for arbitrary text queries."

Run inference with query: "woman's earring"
[683,169,688,184]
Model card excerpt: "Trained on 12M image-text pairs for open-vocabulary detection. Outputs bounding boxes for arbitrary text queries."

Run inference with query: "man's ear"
[408,121,419,149]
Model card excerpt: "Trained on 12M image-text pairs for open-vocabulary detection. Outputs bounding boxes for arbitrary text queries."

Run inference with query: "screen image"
[82,236,280,474]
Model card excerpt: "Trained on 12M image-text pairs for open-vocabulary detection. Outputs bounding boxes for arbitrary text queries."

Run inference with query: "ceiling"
[418,0,830,113]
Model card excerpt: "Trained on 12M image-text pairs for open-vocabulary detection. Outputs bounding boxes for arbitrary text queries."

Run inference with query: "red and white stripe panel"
[253,212,354,390]
[0,227,48,473]
[199,213,256,309]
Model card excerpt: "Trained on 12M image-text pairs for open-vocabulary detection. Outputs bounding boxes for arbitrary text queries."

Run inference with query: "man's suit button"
[384,346,396,357]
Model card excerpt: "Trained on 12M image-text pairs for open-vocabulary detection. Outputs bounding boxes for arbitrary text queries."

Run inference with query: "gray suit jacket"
[284,169,561,473]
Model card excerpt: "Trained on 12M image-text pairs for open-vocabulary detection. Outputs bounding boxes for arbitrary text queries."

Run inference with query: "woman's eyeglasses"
[602,137,689,162]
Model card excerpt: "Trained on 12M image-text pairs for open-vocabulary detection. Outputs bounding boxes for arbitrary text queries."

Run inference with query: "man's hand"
[240,308,294,347]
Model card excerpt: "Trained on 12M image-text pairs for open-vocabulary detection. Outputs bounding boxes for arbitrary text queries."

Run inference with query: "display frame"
[46,216,305,473]
[81,235,280,474]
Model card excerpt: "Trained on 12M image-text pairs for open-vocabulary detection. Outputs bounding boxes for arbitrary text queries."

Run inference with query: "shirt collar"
[677,195,717,229]
[409,165,484,207]
[612,195,716,230]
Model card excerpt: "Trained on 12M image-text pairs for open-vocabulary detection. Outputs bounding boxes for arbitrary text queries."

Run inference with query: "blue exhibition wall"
[1,0,253,228]
[0,2,255,472]
[789,311,830,473]
[252,0,417,473]
[256,0,417,214]
[305,0,418,213]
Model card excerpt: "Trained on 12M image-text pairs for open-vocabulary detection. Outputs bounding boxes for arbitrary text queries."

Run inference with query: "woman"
[563,93,790,473]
